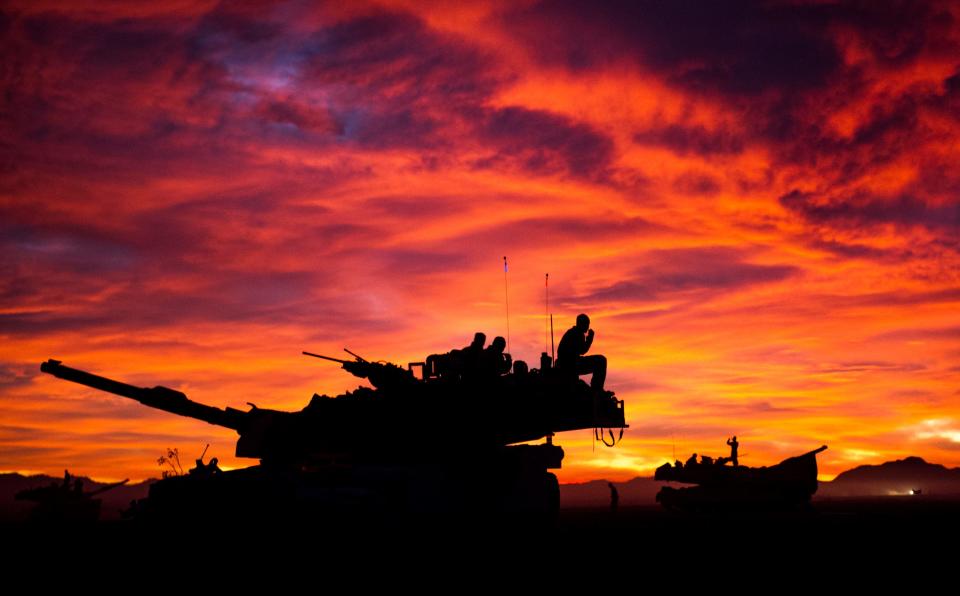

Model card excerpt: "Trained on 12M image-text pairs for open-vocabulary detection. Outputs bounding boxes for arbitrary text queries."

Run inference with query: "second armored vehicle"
[655,446,828,511]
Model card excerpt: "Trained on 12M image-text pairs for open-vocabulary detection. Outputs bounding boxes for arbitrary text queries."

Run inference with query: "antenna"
[503,256,510,354]
[550,313,555,362]
[544,273,549,354]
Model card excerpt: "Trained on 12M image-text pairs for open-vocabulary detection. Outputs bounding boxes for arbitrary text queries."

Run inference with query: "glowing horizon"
[2,0,959,483]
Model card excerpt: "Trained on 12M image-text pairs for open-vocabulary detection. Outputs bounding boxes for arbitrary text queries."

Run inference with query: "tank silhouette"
[654,445,828,511]
[15,471,129,523]
[40,346,625,523]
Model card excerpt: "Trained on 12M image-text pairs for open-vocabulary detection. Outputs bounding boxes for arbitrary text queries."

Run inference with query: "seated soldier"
[480,336,512,377]
[429,332,485,379]
[457,332,486,378]
[556,313,607,392]
[461,332,486,372]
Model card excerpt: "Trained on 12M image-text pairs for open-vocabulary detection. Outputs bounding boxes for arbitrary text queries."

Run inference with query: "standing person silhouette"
[556,313,607,393]
[726,436,740,467]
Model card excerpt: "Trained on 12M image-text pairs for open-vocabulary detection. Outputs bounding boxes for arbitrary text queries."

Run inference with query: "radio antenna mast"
[550,314,555,362]
[544,273,549,354]
[503,256,510,354]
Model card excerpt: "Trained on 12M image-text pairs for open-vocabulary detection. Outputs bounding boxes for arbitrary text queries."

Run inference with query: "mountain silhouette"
[818,457,960,498]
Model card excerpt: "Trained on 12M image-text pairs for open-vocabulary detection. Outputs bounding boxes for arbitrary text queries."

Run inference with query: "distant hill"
[0,473,152,521]
[818,457,960,498]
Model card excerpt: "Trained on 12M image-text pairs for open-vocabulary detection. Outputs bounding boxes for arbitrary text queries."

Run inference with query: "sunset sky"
[2,0,959,483]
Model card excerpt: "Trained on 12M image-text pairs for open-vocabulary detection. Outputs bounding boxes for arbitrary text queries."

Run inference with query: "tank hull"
[133,444,564,525]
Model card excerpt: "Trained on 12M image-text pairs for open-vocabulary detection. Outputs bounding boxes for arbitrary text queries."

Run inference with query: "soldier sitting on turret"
[449,332,486,377]
[556,313,608,393]
[425,332,485,380]
[480,336,512,377]
[460,332,486,376]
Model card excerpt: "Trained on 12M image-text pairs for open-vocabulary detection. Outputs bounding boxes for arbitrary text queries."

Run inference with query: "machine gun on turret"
[302,349,417,391]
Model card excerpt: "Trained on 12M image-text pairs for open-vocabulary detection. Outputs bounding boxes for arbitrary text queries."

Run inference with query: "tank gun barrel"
[40,359,243,430]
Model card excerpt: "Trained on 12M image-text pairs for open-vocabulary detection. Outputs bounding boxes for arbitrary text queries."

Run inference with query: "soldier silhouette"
[459,332,486,378]
[726,436,739,467]
[464,332,486,357]
[556,313,607,392]
[481,336,512,376]
[428,332,486,379]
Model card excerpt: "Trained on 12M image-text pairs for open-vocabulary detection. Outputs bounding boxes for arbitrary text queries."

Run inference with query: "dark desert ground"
[3,498,957,577]
[4,464,959,569]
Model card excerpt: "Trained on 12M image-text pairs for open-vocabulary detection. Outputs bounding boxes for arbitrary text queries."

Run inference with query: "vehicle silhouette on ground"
[40,341,625,524]
[655,446,828,512]
[15,471,128,523]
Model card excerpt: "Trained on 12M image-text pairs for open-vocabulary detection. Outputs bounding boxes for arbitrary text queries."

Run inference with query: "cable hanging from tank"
[594,426,623,447]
